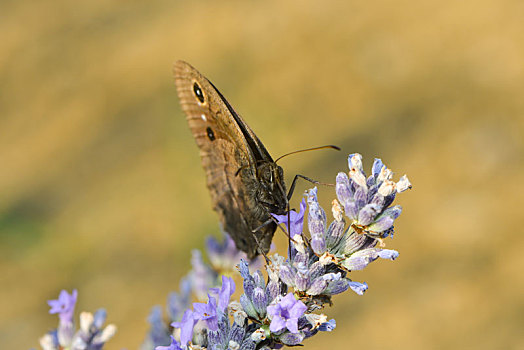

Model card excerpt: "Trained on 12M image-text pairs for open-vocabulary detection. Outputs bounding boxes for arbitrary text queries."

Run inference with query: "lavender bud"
[240,294,258,319]
[278,331,305,346]
[358,203,381,226]
[307,278,328,295]
[336,172,353,205]
[252,287,268,317]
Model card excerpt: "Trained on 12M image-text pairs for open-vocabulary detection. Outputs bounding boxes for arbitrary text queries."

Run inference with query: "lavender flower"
[171,309,196,348]
[337,153,411,241]
[168,277,192,322]
[238,259,271,320]
[206,234,250,272]
[141,306,171,350]
[193,295,219,331]
[189,249,218,301]
[40,290,116,350]
[155,336,183,350]
[212,275,236,312]
[48,289,77,324]
[267,293,307,334]
[39,153,411,350]
[272,198,307,237]
[206,310,256,350]
[278,244,353,298]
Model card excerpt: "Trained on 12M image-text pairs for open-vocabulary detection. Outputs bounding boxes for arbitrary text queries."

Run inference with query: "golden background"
[1,0,523,349]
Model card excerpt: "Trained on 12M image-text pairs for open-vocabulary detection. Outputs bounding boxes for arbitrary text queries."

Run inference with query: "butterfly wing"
[174,60,276,258]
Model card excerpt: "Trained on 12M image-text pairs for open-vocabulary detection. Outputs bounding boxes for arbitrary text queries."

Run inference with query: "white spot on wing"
[201,114,207,122]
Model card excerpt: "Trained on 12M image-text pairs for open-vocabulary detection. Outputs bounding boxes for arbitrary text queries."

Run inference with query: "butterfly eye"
[193,82,205,103]
[206,127,216,141]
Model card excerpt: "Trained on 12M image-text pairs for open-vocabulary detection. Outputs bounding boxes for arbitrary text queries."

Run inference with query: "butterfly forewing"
[174,61,286,258]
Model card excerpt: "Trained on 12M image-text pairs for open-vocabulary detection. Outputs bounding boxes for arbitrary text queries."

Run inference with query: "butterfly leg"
[250,231,271,264]
[251,217,278,233]
[287,174,334,200]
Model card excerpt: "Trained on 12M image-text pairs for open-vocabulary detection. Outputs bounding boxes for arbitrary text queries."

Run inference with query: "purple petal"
[269,314,286,333]
[272,198,306,237]
[217,275,235,312]
[279,293,296,310]
[155,336,182,350]
[288,300,307,319]
[171,309,195,347]
[285,318,299,334]
[48,289,77,324]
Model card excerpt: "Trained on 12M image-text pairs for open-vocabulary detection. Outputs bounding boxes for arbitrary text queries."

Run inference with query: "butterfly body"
[174,61,287,258]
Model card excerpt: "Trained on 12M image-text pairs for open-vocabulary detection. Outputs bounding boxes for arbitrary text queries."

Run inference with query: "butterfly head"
[256,161,288,215]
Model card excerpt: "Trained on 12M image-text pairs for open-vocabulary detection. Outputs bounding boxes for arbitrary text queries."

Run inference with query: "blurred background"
[1,0,523,349]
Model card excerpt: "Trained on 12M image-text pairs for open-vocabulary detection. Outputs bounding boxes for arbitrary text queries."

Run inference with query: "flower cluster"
[37,153,411,350]
[145,153,410,349]
[40,290,116,350]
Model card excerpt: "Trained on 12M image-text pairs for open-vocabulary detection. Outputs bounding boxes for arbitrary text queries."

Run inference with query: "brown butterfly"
[173,60,288,259]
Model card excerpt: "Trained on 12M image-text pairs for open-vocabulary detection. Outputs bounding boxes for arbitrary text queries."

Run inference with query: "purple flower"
[171,309,196,347]
[335,153,411,241]
[272,198,306,237]
[206,234,249,271]
[167,277,191,322]
[145,306,171,348]
[267,293,307,334]
[47,289,77,324]
[155,335,183,350]
[189,250,217,301]
[215,275,235,312]
[193,295,219,331]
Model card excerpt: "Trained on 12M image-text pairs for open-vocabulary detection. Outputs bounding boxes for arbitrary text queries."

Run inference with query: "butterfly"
[173,61,288,259]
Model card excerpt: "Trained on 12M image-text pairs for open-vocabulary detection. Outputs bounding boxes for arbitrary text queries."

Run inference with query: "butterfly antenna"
[274,145,340,163]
